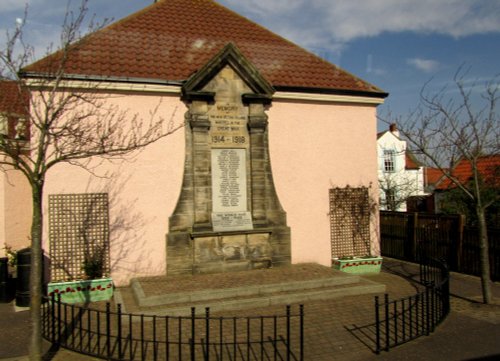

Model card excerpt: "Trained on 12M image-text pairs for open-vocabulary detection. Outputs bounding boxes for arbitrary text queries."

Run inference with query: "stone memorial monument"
[167,44,291,275]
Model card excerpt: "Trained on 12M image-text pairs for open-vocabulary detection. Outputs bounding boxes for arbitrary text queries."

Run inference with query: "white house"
[377,124,426,211]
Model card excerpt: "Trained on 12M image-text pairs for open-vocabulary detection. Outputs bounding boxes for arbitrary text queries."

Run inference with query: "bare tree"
[378,170,423,211]
[382,67,499,304]
[0,2,180,359]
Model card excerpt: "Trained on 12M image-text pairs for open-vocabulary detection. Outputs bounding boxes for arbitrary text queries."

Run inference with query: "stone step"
[114,272,386,317]
[131,272,362,308]
[134,279,385,317]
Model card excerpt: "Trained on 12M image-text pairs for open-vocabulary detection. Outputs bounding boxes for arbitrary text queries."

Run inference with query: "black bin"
[16,247,31,307]
[0,257,8,303]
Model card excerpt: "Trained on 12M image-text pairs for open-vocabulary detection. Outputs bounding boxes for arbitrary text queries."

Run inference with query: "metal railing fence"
[374,257,450,353]
[42,296,304,361]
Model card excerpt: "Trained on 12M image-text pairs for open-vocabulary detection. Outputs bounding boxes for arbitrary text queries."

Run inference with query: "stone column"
[247,102,269,227]
[189,100,212,231]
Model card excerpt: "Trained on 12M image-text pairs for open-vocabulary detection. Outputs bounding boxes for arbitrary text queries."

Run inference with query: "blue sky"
[1,0,499,130]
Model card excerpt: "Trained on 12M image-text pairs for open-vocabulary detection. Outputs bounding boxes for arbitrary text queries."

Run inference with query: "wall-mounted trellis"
[49,193,110,281]
[329,186,371,258]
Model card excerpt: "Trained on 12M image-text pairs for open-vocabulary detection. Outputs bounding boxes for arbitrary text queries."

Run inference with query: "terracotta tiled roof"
[434,155,500,190]
[22,0,386,97]
[0,81,29,115]
[405,152,421,170]
[425,167,445,187]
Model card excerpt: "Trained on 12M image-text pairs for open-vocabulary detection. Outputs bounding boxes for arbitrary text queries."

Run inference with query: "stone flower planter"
[47,277,113,304]
[332,257,383,274]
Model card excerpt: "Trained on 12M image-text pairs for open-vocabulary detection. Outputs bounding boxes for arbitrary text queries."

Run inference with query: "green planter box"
[332,257,383,274]
[47,278,113,304]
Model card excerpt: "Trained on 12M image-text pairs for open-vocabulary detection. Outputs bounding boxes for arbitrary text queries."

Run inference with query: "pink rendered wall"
[42,93,186,286]
[267,100,380,267]
[0,167,32,256]
[39,91,380,286]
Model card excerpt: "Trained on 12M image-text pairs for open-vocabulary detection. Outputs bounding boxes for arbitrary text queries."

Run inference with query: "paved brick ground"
[1,258,499,360]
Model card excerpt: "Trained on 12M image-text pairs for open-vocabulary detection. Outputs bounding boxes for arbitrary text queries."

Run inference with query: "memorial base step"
[114,264,386,316]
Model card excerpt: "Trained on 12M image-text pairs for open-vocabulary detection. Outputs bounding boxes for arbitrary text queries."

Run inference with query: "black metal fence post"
[178,314,183,361]
[165,316,170,361]
[117,304,122,360]
[393,301,398,346]
[384,294,390,352]
[128,314,133,361]
[375,296,380,354]
[96,310,101,355]
[78,305,83,352]
[218,317,223,361]
[63,300,68,346]
[425,286,430,336]
[401,298,406,342]
[51,293,56,343]
[71,304,75,350]
[441,261,450,316]
[87,308,92,353]
[273,315,277,361]
[246,317,250,361]
[300,304,304,361]
[106,303,111,360]
[140,314,145,361]
[57,294,62,347]
[190,307,196,361]
[233,317,237,360]
[153,315,157,361]
[286,305,291,361]
[205,308,210,361]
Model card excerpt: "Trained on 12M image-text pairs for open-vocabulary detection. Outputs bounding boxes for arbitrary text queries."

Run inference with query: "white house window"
[384,150,395,172]
[15,118,27,139]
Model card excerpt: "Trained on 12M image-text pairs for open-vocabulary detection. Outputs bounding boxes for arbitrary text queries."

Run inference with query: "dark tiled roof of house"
[22,0,386,97]
[0,81,29,115]
[435,155,500,190]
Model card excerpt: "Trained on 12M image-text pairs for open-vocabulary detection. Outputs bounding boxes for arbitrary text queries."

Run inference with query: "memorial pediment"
[181,43,274,103]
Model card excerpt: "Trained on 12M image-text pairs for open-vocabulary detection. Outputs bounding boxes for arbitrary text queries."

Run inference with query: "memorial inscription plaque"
[211,148,253,231]
[209,103,248,147]
[210,103,253,231]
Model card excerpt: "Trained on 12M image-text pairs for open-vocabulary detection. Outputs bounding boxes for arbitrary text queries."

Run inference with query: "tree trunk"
[476,206,491,304]
[29,185,44,361]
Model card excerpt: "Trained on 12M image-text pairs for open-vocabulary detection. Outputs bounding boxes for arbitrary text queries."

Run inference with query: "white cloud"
[407,58,441,73]
[221,0,500,47]
[229,0,304,16]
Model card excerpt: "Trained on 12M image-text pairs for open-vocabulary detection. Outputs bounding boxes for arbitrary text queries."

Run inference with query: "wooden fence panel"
[380,211,500,281]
